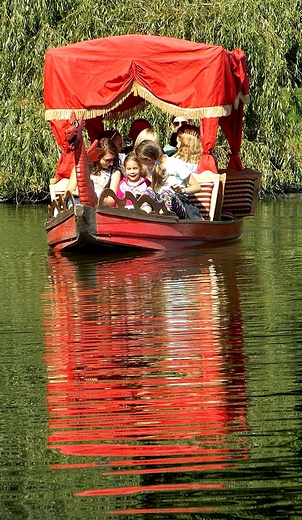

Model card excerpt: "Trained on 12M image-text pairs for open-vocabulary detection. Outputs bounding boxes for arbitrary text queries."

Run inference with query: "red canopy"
[44,34,250,178]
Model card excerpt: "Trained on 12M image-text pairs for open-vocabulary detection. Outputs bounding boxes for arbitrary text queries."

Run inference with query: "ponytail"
[152,163,168,191]
[135,140,168,191]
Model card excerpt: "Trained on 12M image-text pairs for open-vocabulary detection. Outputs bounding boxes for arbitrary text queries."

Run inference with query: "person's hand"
[171,184,182,193]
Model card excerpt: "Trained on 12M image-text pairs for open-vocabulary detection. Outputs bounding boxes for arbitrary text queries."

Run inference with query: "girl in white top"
[65,137,121,206]
[98,129,126,165]
[173,124,202,174]
[135,140,201,218]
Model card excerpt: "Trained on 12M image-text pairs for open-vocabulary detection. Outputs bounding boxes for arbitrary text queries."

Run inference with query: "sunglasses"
[173,120,188,128]
[102,157,115,164]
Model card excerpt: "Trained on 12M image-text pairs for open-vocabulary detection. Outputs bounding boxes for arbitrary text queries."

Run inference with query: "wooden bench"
[189,171,226,221]
[218,168,262,217]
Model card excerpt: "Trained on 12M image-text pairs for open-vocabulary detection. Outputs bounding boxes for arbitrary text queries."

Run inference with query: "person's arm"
[183,174,201,195]
[172,174,200,195]
[103,169,122,207]
[114,179,125,208]
[168,158,200,195]
[64,166,77,195]
[110,170,122,193]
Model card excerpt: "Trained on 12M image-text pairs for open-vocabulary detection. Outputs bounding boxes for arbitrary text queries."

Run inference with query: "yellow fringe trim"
[234,92,250,110]
[45,81,249,121]
[132,82,233,119]
[45,84,133,121]
[103,100,149,120]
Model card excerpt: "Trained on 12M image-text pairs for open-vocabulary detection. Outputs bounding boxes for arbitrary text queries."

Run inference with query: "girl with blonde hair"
[173,124,202,173]
[135,140,201,218]
[134,127,160,150]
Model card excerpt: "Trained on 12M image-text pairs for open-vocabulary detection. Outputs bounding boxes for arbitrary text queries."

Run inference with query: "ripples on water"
[42,248,249,517]
[1,200,302,518]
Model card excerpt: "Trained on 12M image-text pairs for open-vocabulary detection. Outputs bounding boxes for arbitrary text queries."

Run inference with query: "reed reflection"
[42,247,249,512]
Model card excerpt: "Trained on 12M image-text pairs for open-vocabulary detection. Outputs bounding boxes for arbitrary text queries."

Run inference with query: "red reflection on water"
[75,482,224,496]
[42,251,249,509]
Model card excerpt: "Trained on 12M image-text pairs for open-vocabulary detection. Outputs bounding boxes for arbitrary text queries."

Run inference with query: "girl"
[133,127,160,150]
[174,124,202,173]
[99,129,124,153]
[98,129,125,163]
[117,153,150,207]
[65,137,121,207]
[135,140,201,218]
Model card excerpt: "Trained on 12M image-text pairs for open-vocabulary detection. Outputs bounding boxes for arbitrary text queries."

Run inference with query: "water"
[0,198,302,519]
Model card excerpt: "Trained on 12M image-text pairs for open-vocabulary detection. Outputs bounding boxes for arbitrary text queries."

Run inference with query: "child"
[65,137,121,207]
[117,152,151,208]
[135,140,201,218]
[174,124,202,173]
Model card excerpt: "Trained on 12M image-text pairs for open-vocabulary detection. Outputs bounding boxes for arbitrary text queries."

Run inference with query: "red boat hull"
[45,204,244,252]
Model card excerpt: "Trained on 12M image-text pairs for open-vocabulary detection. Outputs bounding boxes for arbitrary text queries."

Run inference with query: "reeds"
[0,0,301,201]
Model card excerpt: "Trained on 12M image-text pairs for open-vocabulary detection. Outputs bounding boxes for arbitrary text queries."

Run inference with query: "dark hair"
[91,137,120,173]
[99,129,121,141]
[97,137,118,158]
[170,115,193,124]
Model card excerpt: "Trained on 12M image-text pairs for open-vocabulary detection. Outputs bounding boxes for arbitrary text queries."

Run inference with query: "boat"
[44,34,261,252]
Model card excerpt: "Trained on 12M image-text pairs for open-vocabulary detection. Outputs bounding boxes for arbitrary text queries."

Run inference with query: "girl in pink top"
[117,152,150,208]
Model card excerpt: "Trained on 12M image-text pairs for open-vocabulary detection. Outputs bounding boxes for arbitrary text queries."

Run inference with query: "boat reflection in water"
[42,246,249,515]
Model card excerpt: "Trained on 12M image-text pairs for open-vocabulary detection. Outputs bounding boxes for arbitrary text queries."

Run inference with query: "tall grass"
[0,0,301,200]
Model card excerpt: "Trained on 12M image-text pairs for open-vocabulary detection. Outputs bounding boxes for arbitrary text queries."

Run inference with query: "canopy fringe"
[133,82,232,119]
[45,81,250,121]
[103,100,149,120]
[234,92,250,109]
[45,83,137,121]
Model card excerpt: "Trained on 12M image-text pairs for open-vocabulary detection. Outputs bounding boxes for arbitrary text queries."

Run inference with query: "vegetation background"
[0,0,301,202]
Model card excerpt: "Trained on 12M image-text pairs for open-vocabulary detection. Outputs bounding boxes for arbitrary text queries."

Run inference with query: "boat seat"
[189,171,224,221]
[218,168,262,217]
[49,177,69,201]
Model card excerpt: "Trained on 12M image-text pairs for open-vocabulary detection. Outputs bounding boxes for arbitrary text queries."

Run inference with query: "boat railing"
[46,168,262,225]
[97,189,179,221]
[46,191,75,220]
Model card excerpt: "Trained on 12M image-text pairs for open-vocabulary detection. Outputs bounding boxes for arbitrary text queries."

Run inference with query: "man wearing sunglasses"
[163,116,191,156]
